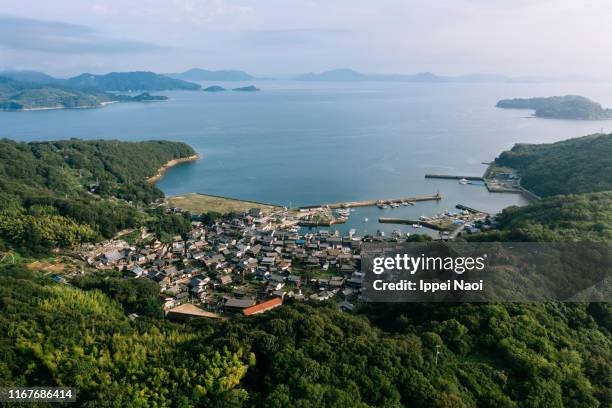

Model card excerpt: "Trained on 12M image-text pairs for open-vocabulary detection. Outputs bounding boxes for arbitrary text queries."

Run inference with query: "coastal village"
[42,155,520,321]
[76,196,498,321]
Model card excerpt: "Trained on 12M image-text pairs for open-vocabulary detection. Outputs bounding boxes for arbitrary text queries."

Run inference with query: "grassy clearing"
[167,193,280,214]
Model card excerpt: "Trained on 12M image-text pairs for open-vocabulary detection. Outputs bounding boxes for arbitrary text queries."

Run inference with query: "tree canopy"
[0,138,195,253]
[495,133,612,197]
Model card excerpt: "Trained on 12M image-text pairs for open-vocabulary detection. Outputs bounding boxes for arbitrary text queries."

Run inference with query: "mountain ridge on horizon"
[166,68,257,81]
[292,68,529,83]
[0,68,596,85]
[0,70,201,91]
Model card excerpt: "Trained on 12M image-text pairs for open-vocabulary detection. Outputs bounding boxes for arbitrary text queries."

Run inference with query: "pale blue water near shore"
[3,80,612,236]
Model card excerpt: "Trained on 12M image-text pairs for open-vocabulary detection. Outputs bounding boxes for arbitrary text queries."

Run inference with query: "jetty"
[455,204,487,214]
[379,218,448,231]
[300,193,441,210]
[425,174,484,181]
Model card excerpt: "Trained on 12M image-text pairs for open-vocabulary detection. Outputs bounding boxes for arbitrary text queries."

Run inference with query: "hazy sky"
[0,0,610,77]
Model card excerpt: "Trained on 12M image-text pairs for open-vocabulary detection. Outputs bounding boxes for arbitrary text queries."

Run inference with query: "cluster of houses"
[82,207,368,319]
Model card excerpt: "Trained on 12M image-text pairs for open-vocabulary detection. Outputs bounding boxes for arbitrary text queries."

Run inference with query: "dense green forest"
[495,133,612,197]
[468,191,612,242]
[1,265,610,407]
[496,95,612,120]
[0,139,195,253]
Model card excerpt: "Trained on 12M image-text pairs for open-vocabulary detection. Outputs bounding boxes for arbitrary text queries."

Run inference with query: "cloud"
[0,15,165,54]
[169,0,255,28]
[240,28,347,46]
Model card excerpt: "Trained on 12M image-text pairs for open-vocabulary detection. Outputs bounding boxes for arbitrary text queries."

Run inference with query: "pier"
[425,174,484,181]
[299,193,441,210]
[455,204,487,214]
[378,218,448,231]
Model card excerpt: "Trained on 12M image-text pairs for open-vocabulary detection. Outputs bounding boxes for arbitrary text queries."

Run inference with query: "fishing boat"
[336,209,350,217]
[390,202,400,208]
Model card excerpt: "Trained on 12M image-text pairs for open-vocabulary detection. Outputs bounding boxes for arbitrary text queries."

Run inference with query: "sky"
[0,0,610,78]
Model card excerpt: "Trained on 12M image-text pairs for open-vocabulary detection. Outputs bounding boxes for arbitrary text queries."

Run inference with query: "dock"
[300,193,442,210]
[455,204,487,214]
[425,174,484,181]
[378,218,449,231]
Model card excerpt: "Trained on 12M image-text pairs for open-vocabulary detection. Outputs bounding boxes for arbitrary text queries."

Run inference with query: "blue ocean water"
[3,80,611,235]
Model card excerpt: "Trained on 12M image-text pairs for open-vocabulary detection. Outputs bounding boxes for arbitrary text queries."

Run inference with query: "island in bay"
[203,85,227,92]
[0,71,199,111]
[232,85,260,92]
[496,95,612,120]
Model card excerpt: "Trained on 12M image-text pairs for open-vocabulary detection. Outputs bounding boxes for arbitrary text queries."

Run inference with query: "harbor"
[296,193,442,227]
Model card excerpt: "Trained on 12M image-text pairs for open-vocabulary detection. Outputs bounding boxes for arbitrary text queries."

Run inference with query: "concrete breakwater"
[299,193,442,210]
[425,174,484,181]
[378,217,448,231]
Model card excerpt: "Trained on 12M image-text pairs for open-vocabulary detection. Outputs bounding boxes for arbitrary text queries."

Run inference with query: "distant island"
[167,68,256,81]
[1,70,200,91]
[64,71,200,92]
[232,85,260,92]
[496,95,612,120]
[114,92,169,102]
[0,75,169,111]
[203,85,226,92]
[293,68,510,83]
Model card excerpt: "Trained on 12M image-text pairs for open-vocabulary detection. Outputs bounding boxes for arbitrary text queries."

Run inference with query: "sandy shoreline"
[147,154,199,183]
[4,101,118,112]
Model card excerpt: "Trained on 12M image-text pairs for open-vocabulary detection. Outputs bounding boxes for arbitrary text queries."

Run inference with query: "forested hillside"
[0,265,250,406]
[0,139,195,253]
[469,191,612,242]
[65,71,201,91]
[495,133,612,197]
[0,73,179,111]
[1,265,610,407]
[0,76,111,111]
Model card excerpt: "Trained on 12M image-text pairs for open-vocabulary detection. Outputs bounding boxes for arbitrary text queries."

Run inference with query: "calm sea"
[3,80,611,236]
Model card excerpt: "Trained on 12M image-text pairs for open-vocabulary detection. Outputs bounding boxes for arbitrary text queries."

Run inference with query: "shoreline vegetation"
[146,154,199,183]
[496,95,612,120]
[6,101,119,112]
